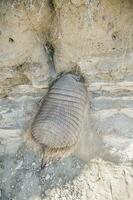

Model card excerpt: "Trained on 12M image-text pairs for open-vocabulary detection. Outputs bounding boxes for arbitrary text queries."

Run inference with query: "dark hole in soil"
[9,37,14,43]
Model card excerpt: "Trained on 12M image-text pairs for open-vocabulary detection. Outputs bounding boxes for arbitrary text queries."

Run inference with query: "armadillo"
[30,72,87,163]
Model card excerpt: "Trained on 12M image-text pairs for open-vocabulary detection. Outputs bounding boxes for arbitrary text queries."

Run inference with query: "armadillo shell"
[31,73,87,151]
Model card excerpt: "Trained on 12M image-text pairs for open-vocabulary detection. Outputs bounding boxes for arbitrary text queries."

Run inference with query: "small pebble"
[32,162,36,167]
[45,174,50,180]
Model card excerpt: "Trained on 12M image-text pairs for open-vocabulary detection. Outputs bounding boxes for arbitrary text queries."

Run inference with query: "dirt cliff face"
[0,0,133,199]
